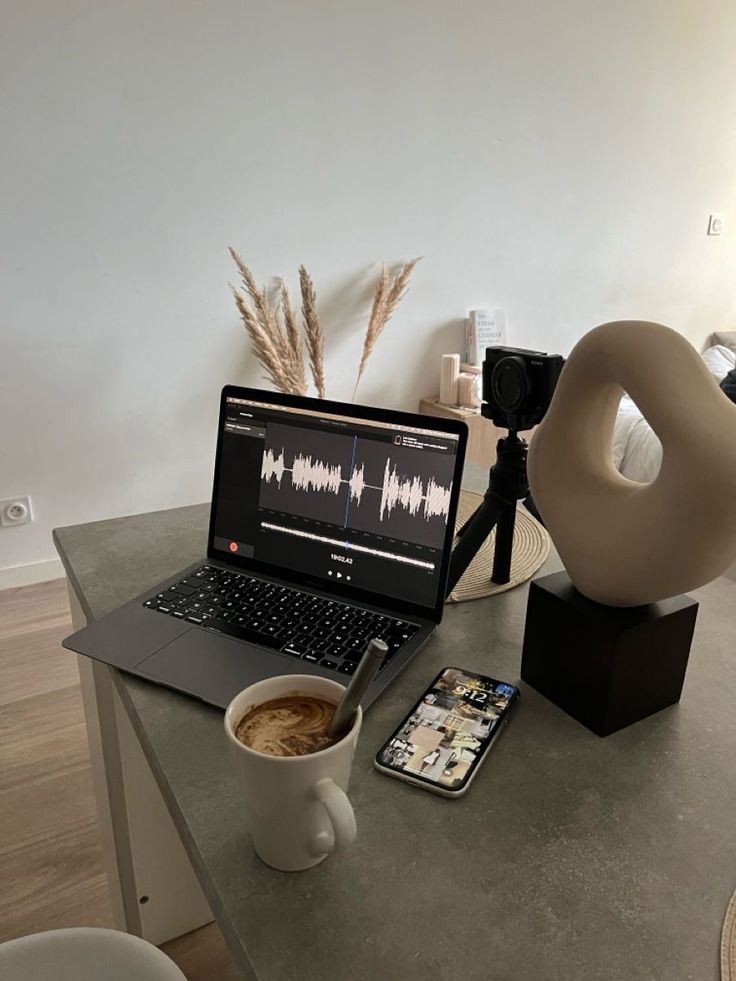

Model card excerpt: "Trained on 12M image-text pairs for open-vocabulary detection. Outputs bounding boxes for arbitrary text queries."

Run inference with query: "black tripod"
[446,431,530,596]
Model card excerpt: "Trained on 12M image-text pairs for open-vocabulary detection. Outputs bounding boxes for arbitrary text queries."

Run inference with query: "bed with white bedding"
[612,341,736,483]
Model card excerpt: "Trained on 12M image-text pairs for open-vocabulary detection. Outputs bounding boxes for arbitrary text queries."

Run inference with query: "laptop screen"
[208,391,465,615]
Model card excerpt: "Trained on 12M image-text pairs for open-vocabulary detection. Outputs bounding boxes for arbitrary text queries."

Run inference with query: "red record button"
[229,541,239,552]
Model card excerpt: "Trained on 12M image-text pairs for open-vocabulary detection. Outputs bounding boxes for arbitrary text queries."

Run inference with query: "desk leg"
[69,583,213,944]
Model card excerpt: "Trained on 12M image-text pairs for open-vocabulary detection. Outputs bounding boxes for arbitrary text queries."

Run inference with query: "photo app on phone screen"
[375,667,519,795]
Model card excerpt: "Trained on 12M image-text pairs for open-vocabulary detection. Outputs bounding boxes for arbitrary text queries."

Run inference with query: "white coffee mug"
[224,674,362,872]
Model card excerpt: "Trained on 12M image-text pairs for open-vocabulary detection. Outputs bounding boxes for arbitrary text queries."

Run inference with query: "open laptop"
[62,386,467,710]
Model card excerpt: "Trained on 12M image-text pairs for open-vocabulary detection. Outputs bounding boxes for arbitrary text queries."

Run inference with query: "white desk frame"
[69,584,213,944]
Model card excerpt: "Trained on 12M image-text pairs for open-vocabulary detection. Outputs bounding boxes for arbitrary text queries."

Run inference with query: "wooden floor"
[0,579,237,979]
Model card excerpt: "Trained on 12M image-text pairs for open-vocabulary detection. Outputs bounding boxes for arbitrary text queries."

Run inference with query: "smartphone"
[374,666,519,798]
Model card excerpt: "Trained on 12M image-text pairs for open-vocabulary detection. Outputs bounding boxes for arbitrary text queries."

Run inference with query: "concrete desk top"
[54,466,736,981]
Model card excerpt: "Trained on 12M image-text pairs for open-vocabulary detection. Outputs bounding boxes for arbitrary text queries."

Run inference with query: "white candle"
[458,372,480,409]
[439,354,460,406]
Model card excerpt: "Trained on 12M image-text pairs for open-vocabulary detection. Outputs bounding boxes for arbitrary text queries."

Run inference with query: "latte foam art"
[235,695,336,757]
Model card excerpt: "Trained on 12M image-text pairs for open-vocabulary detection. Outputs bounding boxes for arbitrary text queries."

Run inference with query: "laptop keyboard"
[143,565,420,676]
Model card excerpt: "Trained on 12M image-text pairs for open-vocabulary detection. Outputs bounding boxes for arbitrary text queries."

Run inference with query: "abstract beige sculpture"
[528,321,736,606]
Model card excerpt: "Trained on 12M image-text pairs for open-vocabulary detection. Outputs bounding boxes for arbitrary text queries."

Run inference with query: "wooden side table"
[418,397,534,467]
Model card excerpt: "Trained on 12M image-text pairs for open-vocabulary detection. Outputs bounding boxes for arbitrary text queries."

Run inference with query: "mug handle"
[309,777,357,857]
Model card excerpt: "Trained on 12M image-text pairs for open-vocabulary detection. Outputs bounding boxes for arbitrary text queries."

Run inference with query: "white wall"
[2,0,736,576]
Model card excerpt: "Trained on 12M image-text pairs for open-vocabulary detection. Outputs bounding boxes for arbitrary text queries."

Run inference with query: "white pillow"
[701,344,736,382]
[611,395,642,469]
[709,330,736,351]
[619,417,662,483]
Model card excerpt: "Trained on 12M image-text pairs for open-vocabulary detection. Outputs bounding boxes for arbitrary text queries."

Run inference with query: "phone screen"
[375,667,519,792]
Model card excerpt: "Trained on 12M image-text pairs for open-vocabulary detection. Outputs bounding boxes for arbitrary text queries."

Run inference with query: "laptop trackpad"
[135,629,310,708]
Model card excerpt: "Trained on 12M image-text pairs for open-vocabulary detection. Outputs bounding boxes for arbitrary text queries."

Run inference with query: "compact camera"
[482,346,564,432]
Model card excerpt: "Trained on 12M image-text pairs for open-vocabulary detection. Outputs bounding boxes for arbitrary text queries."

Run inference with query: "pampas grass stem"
[351,257,421,402]
[299,264,326,399]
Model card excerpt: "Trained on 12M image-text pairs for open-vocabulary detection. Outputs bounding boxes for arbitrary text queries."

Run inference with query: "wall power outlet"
[0,497,33,527]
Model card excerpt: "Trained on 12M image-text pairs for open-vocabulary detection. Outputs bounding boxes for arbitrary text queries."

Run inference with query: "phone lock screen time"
[375,668,519,792]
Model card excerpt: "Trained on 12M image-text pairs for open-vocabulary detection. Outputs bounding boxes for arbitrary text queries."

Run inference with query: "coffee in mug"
[224,675,361,871]
[235,695,336,757]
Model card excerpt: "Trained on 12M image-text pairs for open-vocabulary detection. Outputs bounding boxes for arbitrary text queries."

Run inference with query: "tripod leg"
[455,505,480,539]
[491,501,517,584]
[446,495,509,596]
[523,492,544,525]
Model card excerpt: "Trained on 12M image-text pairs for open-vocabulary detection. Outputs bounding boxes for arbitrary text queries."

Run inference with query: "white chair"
[0,928,187,981]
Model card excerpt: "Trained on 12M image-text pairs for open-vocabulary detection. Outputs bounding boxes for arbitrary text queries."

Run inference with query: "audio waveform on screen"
[347,463,367,504]
[262,448,451,524]
[261,448,342,495]
[347,459,451,524]
[378,459,452,523]
[258,424,457,549]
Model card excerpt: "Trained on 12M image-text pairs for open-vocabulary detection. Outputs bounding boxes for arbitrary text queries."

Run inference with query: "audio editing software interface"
[212,397,461,607]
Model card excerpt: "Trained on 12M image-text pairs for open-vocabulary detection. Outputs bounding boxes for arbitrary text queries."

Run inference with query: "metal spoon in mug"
[327,638,388,741]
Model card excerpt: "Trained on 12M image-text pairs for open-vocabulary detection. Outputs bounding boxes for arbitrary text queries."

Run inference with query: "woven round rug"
[446,489,550,603]
[722,889,736,980]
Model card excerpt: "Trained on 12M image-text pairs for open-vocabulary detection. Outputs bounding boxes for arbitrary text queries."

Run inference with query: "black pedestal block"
[521,571,699,736]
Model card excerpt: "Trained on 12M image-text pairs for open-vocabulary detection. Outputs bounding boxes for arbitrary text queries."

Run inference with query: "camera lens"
[490,356,530,412]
